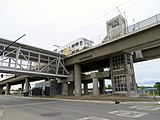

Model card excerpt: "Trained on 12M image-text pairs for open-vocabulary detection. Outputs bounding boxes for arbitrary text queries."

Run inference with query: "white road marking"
[109,110,148,118]
[0,109,4,118]
[77,116,110,120]
[129,106,160,111]
[0,105,7,108]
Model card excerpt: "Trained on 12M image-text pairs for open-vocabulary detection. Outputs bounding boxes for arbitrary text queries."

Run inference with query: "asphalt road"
[0,95,160,120]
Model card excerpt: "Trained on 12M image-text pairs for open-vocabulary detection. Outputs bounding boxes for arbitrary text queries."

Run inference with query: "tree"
[139,86,145,93]
[140,86,145,91]
[107,84,112,89]
[154,82,160,96]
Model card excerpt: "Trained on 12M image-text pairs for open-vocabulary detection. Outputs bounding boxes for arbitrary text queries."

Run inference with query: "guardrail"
[105,13,160,41]
[126,13,160,33]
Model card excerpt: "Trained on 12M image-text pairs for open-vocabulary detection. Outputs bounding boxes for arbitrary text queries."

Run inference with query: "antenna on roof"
[116,7,123,16]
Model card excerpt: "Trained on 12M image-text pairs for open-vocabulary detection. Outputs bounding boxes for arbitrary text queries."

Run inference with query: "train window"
[72,44,75,48]
[72,51,75,54]
[76,42,79,46]
[61,50,63,53]
[80,41,83,45]
[76,49,79,52]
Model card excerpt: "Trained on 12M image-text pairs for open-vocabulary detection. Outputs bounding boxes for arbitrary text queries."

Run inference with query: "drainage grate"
[40,112,62,117]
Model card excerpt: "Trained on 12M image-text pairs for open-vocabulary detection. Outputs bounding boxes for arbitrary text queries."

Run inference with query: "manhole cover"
[40,112,62,117]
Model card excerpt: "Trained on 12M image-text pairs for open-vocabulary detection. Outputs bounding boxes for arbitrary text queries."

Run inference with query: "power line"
[59,0,142,45]
[0,34,26,56]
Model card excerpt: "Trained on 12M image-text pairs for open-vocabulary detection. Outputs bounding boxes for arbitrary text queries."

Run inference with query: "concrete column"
[130,55,137,92]
[62,82,68,96]
[0,86,3,94]
[74,64,82,96]
[68,82,74,96]
[56,83,62,95]
[124,54,131,94]
[5,83,10,95]
[50,80,58,96]
[98,68,105,94]
[21,83,24,95]
[126,74,131,93]
[42,86,45,96]
[25,78,29,93]
[110,57,115,93]
[99,80,105,94]
[93,77,100,96]
[84,82,88,95]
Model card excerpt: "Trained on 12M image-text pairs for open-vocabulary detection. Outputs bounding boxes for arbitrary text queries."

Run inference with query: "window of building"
[72,44,75,48]
[114,74,127,92]
[112,55,124,71]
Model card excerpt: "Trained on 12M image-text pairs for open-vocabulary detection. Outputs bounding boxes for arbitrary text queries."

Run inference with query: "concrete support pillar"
[42,86,45,96]
[0,86,3,95]
[56,83,62,95]
[135,50,143,59]
[21,83,24,95]
[110,57,115,93]
[5,83,10,95]
[68,82,74,96]
[130,55,137,92]
[98,68,105,94]
[110,54,137,96]
[91,73,100,96]
[62,82,68,96]
[50,80,58,96]
[68,69,74,96]
[99,80,105,94]
[124,54,131,94]
[25,78,29,93]
[74,64,82,96]
[84,82,88,95]
[93,77,100,96]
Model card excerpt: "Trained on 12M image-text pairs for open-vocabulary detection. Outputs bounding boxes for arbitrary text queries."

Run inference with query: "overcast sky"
[0,0,160,87]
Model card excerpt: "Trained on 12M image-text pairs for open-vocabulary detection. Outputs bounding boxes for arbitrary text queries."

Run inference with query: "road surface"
[0,95,160,120]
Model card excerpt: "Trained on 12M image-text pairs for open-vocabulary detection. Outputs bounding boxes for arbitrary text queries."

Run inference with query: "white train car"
[57,37,93,56]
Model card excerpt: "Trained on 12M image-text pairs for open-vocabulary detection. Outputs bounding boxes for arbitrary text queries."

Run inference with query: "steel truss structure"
[0,38,68,78]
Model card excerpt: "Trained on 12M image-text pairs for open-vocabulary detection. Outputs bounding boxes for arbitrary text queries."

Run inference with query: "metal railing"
[0,41,69,78]
[105,13,160,42]
[126,13,160,33]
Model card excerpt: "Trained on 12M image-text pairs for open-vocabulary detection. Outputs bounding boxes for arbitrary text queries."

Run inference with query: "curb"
[13,96,160,105]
